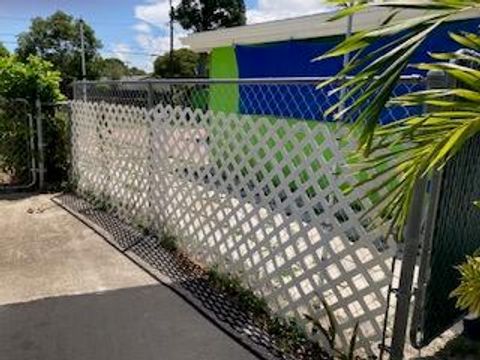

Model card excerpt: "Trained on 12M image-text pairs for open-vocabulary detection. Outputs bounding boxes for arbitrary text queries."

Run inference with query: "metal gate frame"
[0,98,44,191]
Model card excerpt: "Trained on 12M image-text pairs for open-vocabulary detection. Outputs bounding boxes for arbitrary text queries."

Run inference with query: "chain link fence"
[0,98,36,190]
[409,55,480,349]
[71,77,425,356]
[74,77,423,122]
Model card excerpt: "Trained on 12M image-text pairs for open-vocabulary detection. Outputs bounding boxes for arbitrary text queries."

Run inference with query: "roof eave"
[181,7,480,52]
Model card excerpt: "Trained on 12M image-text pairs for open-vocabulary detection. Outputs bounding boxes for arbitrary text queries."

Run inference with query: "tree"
[100,58,147,80]
[16,11,102,93]
[154,48,200,78]
[0,43,8,57]
[173,0,246,76]
[100,58,130,80]
[128,66,146,76]
[173,0,246,32]
[0,55,63,104]
[0,55,65,184]
[321,0,480,232]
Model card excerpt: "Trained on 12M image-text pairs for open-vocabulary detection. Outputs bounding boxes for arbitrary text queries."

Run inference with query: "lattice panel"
[71,100,401,354]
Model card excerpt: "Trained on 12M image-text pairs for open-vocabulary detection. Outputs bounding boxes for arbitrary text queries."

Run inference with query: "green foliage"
[320,0,480,232]
[100,58,147,80]
[174,0,246,32]
[207,265,269,315]
[128,66,147,76]
[0,99,31,183]
[207,266,326,355]
[100,58,129,80]
[154,48,200,78]
[305,297,364,360]
[16,11,102,93]
[451,253,480,316]
[42,104,71,185]
[0,43,9,57]
[159,226,179,252]
[0,55,63,103]
[0,55,66,185]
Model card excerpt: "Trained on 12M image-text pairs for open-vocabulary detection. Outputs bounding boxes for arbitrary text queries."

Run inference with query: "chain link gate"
[0,98,38,191]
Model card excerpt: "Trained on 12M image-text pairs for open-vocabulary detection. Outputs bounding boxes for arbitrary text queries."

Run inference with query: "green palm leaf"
[319,0,480,233]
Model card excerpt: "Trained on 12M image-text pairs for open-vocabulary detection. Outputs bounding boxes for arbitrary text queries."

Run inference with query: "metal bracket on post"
[35,99,45,190]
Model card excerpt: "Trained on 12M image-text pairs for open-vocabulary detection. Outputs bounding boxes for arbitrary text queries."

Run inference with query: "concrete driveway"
[0,193,258,360]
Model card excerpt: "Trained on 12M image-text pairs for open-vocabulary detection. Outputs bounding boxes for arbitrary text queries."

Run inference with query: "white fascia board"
[181,7,480,52]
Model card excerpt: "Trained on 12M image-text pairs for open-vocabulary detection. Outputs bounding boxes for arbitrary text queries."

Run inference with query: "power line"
[103,50,162,57]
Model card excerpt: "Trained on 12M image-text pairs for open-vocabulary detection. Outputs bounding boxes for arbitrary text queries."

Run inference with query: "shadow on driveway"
[0,284,258,360]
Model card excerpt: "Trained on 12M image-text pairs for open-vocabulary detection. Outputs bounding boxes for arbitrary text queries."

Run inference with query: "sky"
[0,0,330,71]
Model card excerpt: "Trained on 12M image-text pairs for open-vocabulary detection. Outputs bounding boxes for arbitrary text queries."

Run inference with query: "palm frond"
[319,0,480,232]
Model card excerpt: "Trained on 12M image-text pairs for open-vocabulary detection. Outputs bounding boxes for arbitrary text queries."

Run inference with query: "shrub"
[451,253,480,316]
[0,55,63,103]
[0,55,66,185]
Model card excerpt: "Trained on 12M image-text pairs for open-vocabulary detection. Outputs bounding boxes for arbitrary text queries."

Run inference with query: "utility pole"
[79,18,87,100]
[169,0,174,77]
[343,13,353,67]
[339,7,354,122]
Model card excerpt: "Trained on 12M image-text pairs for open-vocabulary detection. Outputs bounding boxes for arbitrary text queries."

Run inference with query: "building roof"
[181,7,480,52]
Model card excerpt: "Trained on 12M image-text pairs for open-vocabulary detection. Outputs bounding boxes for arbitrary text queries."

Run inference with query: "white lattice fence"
[71,98,402,354]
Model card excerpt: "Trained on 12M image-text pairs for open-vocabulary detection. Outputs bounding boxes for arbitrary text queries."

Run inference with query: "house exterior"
[182,7,480,79]
[181,8,479,121]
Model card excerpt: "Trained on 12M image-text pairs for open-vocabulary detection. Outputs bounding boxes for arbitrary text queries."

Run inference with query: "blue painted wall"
[234,18,479,122]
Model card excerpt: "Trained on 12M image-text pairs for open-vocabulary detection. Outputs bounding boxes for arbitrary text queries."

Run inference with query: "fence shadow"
[54,193,329,360]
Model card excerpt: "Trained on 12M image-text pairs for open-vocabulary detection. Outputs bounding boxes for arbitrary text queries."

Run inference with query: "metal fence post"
[147,82,154,227]
[35,99,45,190]
[409,70,448,348]
[390,70,447,359]
[147,82,154,110]
[390,178,427,359]
[82,79,87,102]
[66,102,76,190]
[73,81,77,101]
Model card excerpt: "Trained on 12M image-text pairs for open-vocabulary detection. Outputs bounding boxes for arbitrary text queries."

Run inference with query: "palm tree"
[320,0,480,233]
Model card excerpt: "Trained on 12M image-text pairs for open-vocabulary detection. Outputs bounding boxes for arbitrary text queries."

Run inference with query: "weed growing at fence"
[207,265,269,316]
[74,187,330,358]
[207,265,328,357]
[158,226,178,252]
[305,297,374,360]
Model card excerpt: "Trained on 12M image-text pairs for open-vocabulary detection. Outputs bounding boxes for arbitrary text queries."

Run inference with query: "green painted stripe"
[209,46,239,113]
